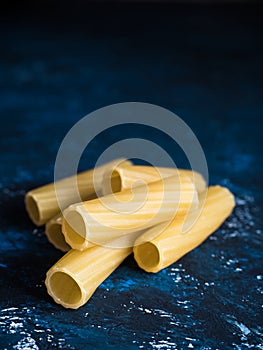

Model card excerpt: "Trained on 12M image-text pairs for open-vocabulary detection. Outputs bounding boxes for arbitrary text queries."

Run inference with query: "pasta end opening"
[110,170,122,193]
[46,223,70,252]
[48,271,83,306]
[63,211,87,247]
[136,242,160,269]
[25,194,40,225]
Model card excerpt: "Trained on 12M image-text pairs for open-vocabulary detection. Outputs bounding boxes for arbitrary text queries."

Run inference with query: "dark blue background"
[0,3,262,349]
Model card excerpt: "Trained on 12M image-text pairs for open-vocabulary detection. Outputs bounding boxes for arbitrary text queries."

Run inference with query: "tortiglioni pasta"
[45,245,132,309]
[62,175,198,250]
[133,186,235,273]
[102,164,206,195]
[25,158,132,226]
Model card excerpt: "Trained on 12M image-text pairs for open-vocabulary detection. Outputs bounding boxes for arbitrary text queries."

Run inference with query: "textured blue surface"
[0,3,263,349]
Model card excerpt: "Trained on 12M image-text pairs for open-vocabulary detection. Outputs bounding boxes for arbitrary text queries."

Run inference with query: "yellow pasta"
[133,186,235,273]
[62,175,198,250]
[45,245,132,309]
[102,164,206,195]
[44,161,133,252]
[25,158,132,226]
[45,214,70,252]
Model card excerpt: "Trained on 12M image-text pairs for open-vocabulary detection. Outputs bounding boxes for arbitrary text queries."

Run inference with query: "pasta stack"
[25,160,235,309]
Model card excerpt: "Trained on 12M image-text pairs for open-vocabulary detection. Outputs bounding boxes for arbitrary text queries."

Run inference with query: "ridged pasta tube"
[25,159,132,226]
[133,186,235,273]
[45,245,132,309]
[102,165,206,195]
[62,175,198,250]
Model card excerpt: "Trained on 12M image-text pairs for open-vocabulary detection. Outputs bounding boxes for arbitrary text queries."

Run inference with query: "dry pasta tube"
[133,186,235,273]
[62,175,198,250]
[25,158,132,226]
[45,214,70,252]
[102,165,206,196]
[44,160,130,252]
[45,245,132,309]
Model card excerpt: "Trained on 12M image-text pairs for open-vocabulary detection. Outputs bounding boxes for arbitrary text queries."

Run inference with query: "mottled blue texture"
[0,3,263,349]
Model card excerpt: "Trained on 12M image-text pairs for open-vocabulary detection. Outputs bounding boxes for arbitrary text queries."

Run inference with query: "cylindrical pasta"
[44,161,131,252]
[62,175,198,250]
[25,158,132,226]
[45,245,132,309]
[45,214,70,252]
[102,165,206,195]
[133,186,235,273]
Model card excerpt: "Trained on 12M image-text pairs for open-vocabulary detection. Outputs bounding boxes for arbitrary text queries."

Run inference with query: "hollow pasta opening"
[63,211,87,247]
[46,223,70,252]
[25,195,40,225]
[110,170,122,193]
[136,242,160,269]
[49,271,82,305]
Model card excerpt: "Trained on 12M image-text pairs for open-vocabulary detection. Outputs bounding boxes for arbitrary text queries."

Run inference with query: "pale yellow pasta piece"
[44,161,129,252]
[62,175,198,250]
[25,159,132,226]
[102,165,206,195]
[45,214,70,252]
[133,186,235,272]
[45,245,132,309]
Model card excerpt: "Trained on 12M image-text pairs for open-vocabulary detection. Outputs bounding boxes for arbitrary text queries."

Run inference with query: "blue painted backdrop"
[0,3,262,349]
